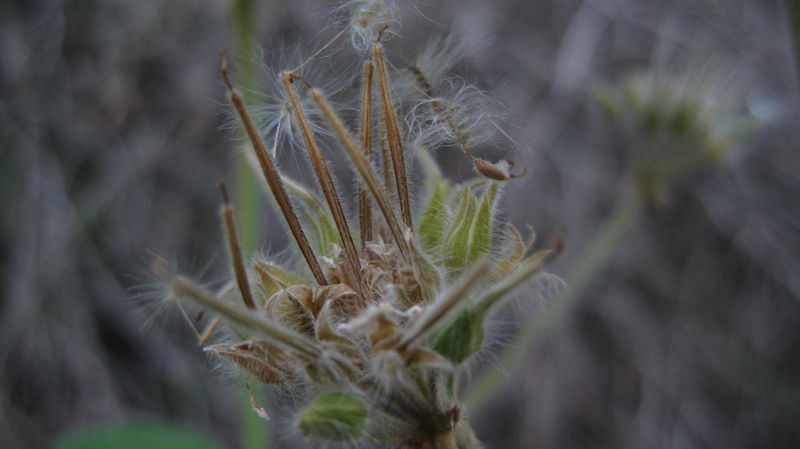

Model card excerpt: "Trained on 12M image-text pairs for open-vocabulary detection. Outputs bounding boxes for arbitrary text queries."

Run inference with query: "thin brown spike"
[373,43,413,229]
[358,61,374,248]
[220,53,327,286]
[380,124,395,198]
[218,180,256,310]
[280,73,363,295]
[198,316,221,345]
[310,88,410,261]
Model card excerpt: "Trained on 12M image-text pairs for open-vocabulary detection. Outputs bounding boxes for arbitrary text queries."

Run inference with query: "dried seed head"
[160,4,562,447]
[206,340,297,384]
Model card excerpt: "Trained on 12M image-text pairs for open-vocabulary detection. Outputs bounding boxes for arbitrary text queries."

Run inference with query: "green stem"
[465,194,643,411]
[233,0,261,254]
[231,2,269,448]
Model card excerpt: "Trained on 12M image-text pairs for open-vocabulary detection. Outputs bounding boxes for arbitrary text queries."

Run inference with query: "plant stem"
[465,194,643,411]
[230,2,270,449]
[232,0,261,255]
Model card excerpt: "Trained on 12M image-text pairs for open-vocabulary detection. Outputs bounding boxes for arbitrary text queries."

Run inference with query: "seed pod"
[472,158,509,181]
[297,392,367,442]
[265,286,315,336]
[206,340,297,384]
[253,259,308,298]
[315,300,358,346]
[309,283,364,320]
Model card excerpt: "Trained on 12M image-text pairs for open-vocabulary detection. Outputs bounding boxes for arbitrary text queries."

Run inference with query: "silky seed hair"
[242,47,345,158]
[408,79,505,153]
[394,33,471,103]
[342,0,399,52]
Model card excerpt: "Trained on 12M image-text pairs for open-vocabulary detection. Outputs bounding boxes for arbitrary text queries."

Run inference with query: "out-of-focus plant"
[595,68,751,203]
[468,52,754,411]
[156,1,556,448]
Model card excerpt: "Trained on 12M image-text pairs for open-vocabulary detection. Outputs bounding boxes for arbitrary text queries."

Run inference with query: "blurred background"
[2,0,799,448]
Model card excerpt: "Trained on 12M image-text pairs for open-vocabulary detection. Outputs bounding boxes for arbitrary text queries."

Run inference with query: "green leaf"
[297,392,367,441]
[56,422,223,449]
[433,304,485,365]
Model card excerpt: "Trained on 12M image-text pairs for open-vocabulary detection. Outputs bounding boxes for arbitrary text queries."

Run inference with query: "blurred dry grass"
[1,0,799,448]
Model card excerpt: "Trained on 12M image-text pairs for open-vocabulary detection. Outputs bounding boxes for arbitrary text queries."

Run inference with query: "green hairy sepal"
[297,392,368,442]
[418,180,450,253]
[442,182,499,276]
[432,302,486,365]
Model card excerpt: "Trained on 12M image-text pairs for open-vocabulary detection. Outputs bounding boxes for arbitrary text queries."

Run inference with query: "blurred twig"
[467,194,643,412]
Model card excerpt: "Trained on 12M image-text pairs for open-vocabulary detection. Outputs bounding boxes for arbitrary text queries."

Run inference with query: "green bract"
[298,392,367,442]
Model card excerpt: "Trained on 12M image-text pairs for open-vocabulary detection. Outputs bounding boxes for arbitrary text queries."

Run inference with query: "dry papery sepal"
[166,5,557,448]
